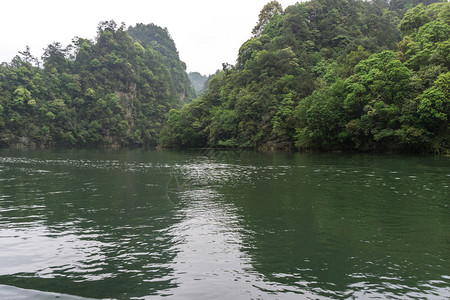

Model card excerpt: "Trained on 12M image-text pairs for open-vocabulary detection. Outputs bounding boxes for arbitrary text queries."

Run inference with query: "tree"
[42,42,72,73]
[417,72,449,129]
[0,21,193,147]
[252,1,284,37]
[237,38,263,69]
[398,4,430,35]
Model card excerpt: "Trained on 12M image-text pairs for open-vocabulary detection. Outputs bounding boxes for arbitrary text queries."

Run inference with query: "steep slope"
[128,23,195,102]
[161,0,449,153]
[188,72,210,96]
[0,21,193,147]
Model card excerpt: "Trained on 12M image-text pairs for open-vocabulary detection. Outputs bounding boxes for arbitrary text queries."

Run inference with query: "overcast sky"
[0,0,299,75]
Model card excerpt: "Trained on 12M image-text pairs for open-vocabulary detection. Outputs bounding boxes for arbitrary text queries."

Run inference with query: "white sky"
[0,0,299,75]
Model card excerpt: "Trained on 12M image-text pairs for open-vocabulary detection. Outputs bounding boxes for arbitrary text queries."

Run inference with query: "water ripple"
[0,150,448,299]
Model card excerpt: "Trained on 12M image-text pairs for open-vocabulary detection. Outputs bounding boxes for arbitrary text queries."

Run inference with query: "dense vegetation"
[0,0,448,153]
[188,72,211,96]
[161,0,449,153]
[0,21,193,147]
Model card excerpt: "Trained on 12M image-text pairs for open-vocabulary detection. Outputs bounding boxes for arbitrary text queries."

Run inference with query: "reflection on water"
[0,149,449,299]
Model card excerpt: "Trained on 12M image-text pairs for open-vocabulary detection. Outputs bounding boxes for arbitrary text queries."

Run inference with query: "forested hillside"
[0,21,193,147]
[1,0,448,153]
[161,0,449,153]
[188,72,211,96]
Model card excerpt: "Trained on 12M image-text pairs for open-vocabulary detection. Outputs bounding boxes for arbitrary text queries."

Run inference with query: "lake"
[0,149,449,299]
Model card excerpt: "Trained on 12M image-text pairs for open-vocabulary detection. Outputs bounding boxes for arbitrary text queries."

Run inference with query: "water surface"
[0,149,449,299]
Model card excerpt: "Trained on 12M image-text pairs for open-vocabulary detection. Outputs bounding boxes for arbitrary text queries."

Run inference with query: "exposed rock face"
[259,141,292,151]
[9,137,37,149]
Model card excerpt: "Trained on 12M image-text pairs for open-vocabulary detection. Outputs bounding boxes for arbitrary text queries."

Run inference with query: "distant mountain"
[188,72,210,95]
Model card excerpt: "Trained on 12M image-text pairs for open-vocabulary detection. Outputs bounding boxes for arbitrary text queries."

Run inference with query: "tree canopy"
[1,1,448,153]
[0,22,194,147]
[161,0,449,154]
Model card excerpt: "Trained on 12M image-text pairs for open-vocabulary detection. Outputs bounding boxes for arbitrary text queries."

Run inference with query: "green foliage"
[237,38,263,69]
[160,0,448,153]
[0,21,193,147]
[252,1,284,37]
[128,23,195,102]
[2,1,447,153]
[188,72,210,96]
[417,72,449,128]
[399,4,431,35]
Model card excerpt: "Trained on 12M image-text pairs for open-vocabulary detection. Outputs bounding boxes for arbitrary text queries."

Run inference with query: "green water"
[0,149,449,299]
